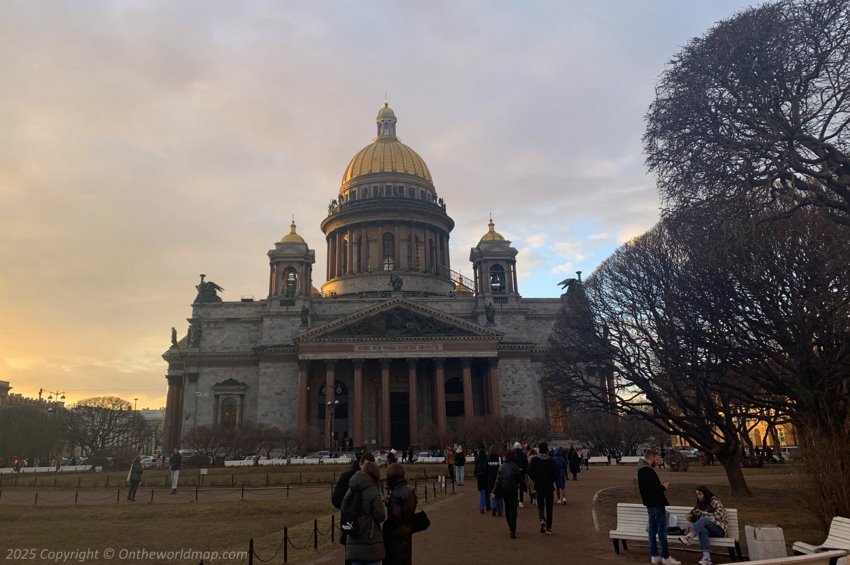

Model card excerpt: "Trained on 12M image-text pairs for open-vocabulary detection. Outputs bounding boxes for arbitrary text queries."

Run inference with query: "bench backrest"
[825,516,850,548]
[588,456,609,463]
[620,456,641,464]
[616,503,739,541]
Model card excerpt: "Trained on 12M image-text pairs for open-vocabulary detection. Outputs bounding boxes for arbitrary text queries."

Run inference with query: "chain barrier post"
[195,485,199,502]
[248,538,253,565]
[331,514,335,543]
[75,490,79,505]
[241,483,245,499]
[34,491,38,506]
[117,488,120,504]
[313,519,318,550]
[284,527,288,563]
[150,488,154,503]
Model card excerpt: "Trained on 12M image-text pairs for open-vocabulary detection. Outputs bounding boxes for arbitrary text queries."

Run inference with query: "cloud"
[0,0,757,406]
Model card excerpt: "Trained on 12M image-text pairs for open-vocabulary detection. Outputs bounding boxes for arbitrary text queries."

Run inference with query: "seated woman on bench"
[679,486,728,565]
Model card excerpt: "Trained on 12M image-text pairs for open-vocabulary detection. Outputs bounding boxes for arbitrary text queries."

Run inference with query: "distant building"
[0,381,65,411]
[163,104,577,451]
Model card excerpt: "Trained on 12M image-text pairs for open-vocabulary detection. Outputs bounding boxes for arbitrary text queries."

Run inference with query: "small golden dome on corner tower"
[280,220,305,244]
[480,217,506,242]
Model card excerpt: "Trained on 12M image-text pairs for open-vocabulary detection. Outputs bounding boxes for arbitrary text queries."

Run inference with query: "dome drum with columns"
[321,102,455,298]
[161,103,582,453]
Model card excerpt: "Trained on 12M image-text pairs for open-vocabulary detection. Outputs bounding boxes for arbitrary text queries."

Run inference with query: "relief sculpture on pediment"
[324,307,475,338]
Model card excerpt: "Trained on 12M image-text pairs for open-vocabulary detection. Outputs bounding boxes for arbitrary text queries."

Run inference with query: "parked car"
[677,448,700,461]
[139,456,157,469]
[306,451,331,460]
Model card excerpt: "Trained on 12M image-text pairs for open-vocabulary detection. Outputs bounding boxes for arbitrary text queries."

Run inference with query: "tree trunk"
[718,451,752,497]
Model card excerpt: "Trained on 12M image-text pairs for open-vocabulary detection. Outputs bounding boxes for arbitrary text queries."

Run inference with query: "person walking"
[491,450,522,538]
[333,452,376,565]
[553,447,567,505]
[511,442,528,508]
[169,447,182,494]
[527,441,558,534]
[445,445,455,485]
[383,463,417,565]
[638,448,681,565]
[679,486,728,565]
[344,461,386,565]
[127,456,142,501]
[567,445,581,481]
[474,446,490,513]
[454,447,466,486]
[485,445,502,517]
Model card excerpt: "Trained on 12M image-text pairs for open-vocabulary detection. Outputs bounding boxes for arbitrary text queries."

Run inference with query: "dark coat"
[637,459,669,507]
[332,461,359,509]
[383,476,417,565]
[493,459,521,496]
[485,453,501,494]
[474,449,489,491]
[528,453,558,493]
[169,452,182,471]
[129,461,143,482]
[344,470,386,562]
[567,448,581,474]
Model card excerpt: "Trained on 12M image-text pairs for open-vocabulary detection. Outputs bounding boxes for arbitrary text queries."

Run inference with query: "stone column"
[381,359,391,447]
[407,358,418,445]
[297,361,309,432]
[164,374,184,451]
[325,360,336,449]
[462,358,474,417]
[434,358,447,434]
[353,359,364,447]
[488,358,502,417]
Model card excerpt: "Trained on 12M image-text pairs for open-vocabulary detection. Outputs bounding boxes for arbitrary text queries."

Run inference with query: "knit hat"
[512,442,522,450]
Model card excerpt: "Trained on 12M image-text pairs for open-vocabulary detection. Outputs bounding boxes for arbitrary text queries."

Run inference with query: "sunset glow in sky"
[0,1,759,408]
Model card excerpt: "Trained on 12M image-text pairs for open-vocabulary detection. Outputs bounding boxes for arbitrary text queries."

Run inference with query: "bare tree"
[645,0,850,226]
[0,405,66,465]
[66,396,141,456]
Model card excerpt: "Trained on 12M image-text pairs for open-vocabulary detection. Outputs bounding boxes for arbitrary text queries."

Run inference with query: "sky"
[0,0,761,409]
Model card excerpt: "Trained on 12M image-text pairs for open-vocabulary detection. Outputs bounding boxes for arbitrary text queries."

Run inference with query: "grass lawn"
[0,463,452,565]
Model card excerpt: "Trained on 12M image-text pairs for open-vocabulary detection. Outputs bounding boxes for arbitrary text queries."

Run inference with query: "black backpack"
[340,489,370,537]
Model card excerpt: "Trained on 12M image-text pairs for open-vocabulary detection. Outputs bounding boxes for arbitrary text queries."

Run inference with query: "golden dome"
[480,218,505,242]
[343,140,432,184]
[341,103,433,185]
[454,276,474,294]
[280,220,305,244]
[311,285,321,298]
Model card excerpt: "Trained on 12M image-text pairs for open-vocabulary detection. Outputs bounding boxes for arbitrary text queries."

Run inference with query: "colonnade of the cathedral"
[325,223,451,279]
[298,356,501,449]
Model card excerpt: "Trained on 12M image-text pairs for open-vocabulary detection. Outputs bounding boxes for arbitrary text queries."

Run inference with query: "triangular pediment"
[296,298,501,342]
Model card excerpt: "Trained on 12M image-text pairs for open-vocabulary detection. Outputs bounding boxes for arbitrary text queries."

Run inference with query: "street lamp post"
[326,400,339,451]
[45,390,65,413]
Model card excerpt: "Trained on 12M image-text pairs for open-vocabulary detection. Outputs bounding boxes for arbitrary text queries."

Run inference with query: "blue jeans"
[479,489,489,511]
[456,465,465,484]
[647,506,670,558]
[690,516,725,553]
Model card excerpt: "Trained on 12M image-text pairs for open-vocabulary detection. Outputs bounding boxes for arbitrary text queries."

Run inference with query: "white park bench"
[609,502,742,560]
[747,550,847,565]
[619,456,642,464]
[793,516,850,559]
[588,456,609,465]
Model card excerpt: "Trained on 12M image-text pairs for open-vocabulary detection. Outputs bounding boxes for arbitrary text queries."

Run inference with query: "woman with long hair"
[679,485,728,565]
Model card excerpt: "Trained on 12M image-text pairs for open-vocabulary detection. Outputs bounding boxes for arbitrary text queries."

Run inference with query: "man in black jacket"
[637,449,681,565]
[527,441,557,534]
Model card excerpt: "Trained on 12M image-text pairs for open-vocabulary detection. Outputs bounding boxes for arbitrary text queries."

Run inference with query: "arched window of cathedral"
[341,238,349,274]
[283,268,298,297]
[362,187,369,199]
[428,239,436,273]
[489,265,506,293]
[220,397,237,429]
[408,187,415,198]
[383,232,395,271]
